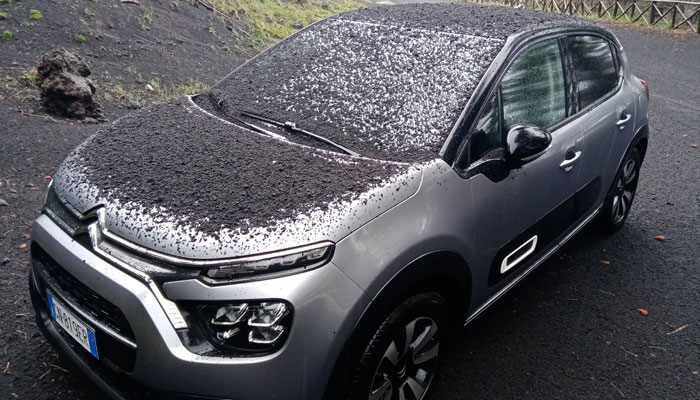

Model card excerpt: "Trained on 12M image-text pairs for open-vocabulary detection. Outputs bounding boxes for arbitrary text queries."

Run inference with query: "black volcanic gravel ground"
[53,98,408,237]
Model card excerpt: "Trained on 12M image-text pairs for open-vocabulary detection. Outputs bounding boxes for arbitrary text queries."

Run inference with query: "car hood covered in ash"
[51,98,422,259]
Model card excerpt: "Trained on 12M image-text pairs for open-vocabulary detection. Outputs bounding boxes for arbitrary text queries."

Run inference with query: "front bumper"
[30,214,369,400]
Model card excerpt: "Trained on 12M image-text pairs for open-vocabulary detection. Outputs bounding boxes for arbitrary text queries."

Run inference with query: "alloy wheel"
[368,317,440,400]
[611,158,638,224]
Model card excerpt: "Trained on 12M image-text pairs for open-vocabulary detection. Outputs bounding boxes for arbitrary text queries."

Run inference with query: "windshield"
[209,16,503,162]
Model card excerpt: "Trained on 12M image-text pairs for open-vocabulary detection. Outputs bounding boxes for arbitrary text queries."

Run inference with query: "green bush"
[29,9,42,20]
[74,34,86,44]
[0,11,6,20]
[1,30,12,41]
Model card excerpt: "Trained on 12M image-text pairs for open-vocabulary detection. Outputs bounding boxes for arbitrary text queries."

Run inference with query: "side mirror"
[506,125,552,164]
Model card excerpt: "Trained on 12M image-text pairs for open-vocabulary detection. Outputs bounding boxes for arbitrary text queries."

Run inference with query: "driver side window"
[468,38,566,165]
[501,39,566,132]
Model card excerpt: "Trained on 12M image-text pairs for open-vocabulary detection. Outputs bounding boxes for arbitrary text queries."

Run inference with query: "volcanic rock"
[36,49,104,120]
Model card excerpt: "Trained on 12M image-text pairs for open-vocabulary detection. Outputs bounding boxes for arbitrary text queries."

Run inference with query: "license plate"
[46,291,99,359]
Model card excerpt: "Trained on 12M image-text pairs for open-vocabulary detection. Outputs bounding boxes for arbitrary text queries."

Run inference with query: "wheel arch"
[367,250,472,325]
[611,123,649,180]
[324,250,472,399]
[634,125,649,162]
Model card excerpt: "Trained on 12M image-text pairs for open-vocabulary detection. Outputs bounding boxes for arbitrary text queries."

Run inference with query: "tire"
[598,148,641,234]
[345,293,449,400]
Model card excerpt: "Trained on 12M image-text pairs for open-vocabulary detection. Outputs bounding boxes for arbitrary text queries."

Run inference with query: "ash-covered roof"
[210,3,591,163]
[339,3,593,40]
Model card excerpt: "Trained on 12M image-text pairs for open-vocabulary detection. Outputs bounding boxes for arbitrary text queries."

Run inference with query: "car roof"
[336,3,596,41]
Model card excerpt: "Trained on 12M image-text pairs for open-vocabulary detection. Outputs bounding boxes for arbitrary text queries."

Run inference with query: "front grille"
[32,244,137,372]
[33,245,135,341]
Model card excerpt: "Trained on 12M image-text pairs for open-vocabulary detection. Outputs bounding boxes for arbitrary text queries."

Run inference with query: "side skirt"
[463,205,601,326]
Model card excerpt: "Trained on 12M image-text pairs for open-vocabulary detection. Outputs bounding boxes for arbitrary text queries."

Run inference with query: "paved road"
[1,9,699,400]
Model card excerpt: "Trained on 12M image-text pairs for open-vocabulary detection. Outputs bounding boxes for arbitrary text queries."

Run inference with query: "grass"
[148,79,209,100]
[1,30,11,41]
[103,79,209,105]
[1,69,40,102]
[205,0,363,43]
[18,69,37,86]
[74,34,87,43]
[0,11,6,20]
[29,9,42,20]
[84,7,95,17]
[140,8,154,25]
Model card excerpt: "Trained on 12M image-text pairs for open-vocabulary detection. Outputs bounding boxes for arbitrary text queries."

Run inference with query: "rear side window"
[566,36,618,109]
[500,39,566,131]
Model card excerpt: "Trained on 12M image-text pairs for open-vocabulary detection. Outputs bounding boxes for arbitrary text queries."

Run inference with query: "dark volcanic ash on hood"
[53,98,420,258]
[211,12,503,163]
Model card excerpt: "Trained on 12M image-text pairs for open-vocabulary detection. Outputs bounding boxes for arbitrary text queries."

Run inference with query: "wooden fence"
[470,0,700,33]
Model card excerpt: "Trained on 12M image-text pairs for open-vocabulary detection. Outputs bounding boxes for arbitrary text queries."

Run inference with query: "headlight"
[198,300,293,352]
[201,242,334,283]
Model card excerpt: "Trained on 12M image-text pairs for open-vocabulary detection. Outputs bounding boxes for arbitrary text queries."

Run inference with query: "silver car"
[29,4,649,400]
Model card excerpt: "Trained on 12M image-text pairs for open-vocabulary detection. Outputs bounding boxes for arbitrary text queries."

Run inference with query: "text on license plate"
[46,291,99,359]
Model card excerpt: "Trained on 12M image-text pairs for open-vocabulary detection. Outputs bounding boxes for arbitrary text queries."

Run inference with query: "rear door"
[563,35,636,218]
[462,37,585,292]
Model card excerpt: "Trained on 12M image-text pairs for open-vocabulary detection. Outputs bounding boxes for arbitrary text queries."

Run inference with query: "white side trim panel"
[500,235,538,274]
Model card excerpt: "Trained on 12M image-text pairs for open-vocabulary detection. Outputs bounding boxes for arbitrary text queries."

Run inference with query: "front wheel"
[598,148,641,233]
[346,293,449,400]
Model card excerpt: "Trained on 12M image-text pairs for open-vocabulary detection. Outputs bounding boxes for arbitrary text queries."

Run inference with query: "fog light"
[248,302,287,326]
[217,326,241,341]
[249,325,285,344]
[199,300,292,353]
[211,304,248,326]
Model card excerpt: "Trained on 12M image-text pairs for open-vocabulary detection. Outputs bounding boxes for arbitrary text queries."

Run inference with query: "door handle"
[559,150,582,171]
[616,113,631,129]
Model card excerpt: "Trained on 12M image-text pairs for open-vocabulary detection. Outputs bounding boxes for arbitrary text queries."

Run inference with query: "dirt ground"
[0,0,252,116]
[1,1,700,399]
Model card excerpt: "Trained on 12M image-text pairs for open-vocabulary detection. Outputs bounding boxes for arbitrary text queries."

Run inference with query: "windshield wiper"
[241,111,360,157]
[207,92,288,142]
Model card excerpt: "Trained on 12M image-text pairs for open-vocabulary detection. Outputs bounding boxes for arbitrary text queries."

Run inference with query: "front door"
[464,38,585,293]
